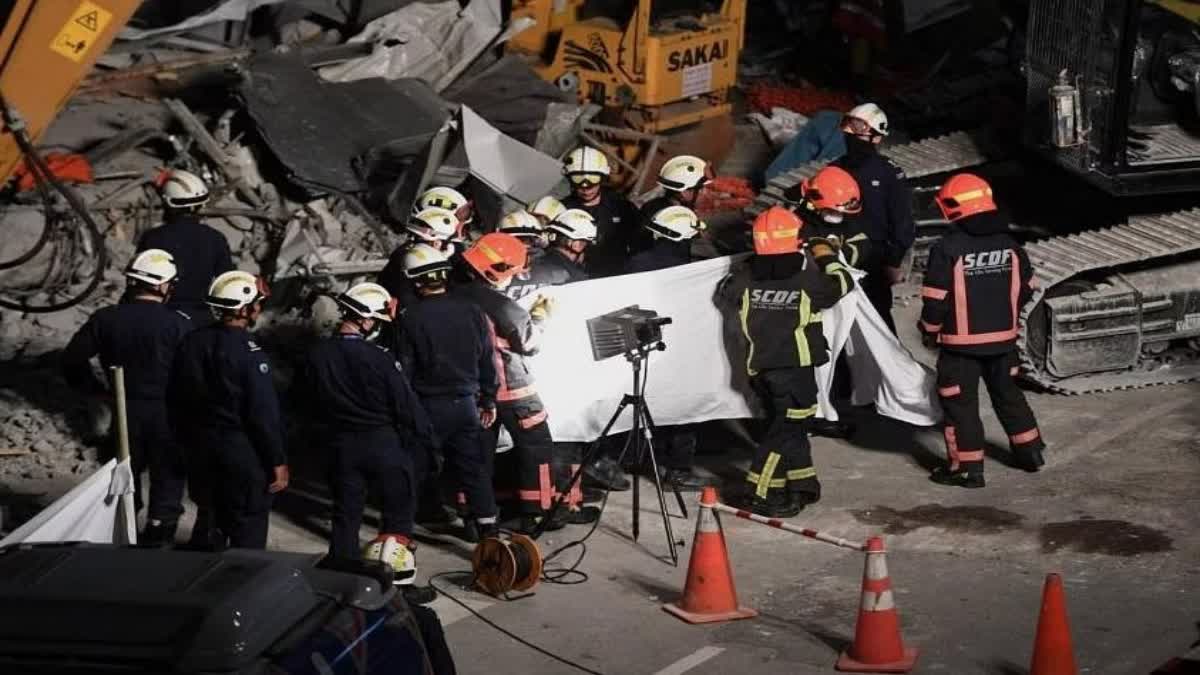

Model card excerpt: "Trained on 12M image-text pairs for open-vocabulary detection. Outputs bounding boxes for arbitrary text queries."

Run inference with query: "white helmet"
[548,208,597,242]
[402,243,452,279]
[846,103,889,137]
[160,170,210,209]
[562,146,611,177]
[406,207,459,243]
[125,249,178,287]
[529,195,566,222]
[413,186,472,226]
[646,205,704,242]
[657,155,709,192]
[363,534,416,586]
[337,282,393,322]
[498,210,544,240]
[206,270,266,311]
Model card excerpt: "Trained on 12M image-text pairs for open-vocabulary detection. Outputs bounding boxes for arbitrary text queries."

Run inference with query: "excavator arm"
[0,0,141,185]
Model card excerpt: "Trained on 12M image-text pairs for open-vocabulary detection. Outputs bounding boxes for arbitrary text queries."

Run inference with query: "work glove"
[808,236,839,259]
[530,294,556,322]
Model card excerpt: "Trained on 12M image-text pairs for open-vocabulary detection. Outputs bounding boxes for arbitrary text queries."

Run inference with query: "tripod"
[537,341,688,566]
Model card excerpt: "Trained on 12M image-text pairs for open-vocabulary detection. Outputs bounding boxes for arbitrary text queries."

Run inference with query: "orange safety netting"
[745,82,856,117]
[696,176,756,215]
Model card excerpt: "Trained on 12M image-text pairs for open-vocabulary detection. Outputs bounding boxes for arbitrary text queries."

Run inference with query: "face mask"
[821,211,845,225]
[845,135,876,160]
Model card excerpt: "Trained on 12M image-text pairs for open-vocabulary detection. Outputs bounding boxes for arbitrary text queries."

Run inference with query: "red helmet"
[463,232,528,286]
[935,173,997,221]
[752,206,803,255]
[802,166,862,215]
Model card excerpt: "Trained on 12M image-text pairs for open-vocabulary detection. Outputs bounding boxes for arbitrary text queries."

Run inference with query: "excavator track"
[747,130,993,217]
[1018,209,1200,394]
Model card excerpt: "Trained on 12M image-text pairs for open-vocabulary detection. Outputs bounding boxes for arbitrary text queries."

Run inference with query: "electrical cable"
[427,571,605,675]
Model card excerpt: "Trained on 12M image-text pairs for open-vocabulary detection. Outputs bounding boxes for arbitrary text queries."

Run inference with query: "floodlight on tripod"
[586,305,673,361]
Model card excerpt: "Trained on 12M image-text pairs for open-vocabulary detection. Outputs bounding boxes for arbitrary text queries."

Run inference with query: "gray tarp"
[239,52,452,193]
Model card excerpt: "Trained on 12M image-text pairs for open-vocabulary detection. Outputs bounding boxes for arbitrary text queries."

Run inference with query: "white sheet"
[0,458,136,546]
[527,256,941,442]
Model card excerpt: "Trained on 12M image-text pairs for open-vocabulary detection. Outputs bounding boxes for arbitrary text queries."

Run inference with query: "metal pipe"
[708,500,866,551]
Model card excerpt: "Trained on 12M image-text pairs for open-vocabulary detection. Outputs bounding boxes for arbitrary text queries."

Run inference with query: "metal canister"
[1049,70,1079,148]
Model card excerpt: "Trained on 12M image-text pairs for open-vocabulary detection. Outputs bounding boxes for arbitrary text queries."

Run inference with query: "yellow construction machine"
[0,0,141,184]
[512,0,746,134]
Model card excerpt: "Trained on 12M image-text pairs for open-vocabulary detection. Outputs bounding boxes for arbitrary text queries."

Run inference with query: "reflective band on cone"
[837,536,919,673]
[663,487,757,625]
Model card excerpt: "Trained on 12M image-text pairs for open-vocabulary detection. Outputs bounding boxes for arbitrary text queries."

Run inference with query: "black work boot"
[790,490,821,510]
[583,456,631,491]
[810,418,856,439]
[402,585,437,606]
[140,519,178,548]
[663,467,710,492]
[514,513,564,535]
[748,493,802,519]
[1012,447,1045,473]
[562,505,601,525]
[929,466,986,488]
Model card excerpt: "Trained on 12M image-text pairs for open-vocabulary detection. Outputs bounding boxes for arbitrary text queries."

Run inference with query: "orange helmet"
[935,173,997,221]
[752,206,803,255]
[802,166,862,215]
[463,232,528,286]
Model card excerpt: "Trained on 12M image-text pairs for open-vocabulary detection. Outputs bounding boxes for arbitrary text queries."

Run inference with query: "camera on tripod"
[586,305,673,362]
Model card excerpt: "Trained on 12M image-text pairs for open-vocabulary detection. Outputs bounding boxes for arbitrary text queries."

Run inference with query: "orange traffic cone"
[1030,573,1079,675]
[836,536,919,673]
[663,487,757,624]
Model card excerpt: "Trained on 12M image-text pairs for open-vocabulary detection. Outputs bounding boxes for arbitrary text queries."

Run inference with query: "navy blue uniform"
[301,334,435,558]
[138,216,234,322]
[61,299,192,524]
[625,239,692,274]
[564,188,642,278]
[833,151,913,332]
[505,249,586,302]
[397,292,499,523]
[167,324,285,549]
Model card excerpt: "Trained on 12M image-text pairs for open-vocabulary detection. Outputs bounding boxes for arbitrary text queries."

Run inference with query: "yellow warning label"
[50,1,113,63]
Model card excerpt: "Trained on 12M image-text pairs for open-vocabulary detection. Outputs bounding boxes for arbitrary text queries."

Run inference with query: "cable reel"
[471,533,543,597]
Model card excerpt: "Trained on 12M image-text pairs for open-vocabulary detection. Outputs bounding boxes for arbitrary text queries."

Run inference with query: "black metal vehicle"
[0,544,440,674]
[1025,0,1200,195]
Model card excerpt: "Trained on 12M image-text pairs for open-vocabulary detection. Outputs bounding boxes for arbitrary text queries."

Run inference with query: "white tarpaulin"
[319,0,504,90]
[0,458,136,546]
[528,256,941,442]
[120,0,288,40]
[460,106,565,205]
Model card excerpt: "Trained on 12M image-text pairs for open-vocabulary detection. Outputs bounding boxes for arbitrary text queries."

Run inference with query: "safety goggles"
[842,116,879,139]
[567,173,603,188]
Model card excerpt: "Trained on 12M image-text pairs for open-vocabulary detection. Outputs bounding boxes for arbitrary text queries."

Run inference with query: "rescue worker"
[829,103,914,334]
[377,208,461,308]
[412,185,475,248]
[561,146,642,277]
[137,170,234,324]
[640,156,709,224]
[721,207,855,517]
[529,195,566,230]
[619,206,709,491]
[167,270,288,549]
[61,249,192,545]
[499,209,551,302]
[453,233,568,532]
[919,174,1045,488]
[394,244,501,542]
[299,281,436,602]
[787,165,872,439]
[503,208,595,301]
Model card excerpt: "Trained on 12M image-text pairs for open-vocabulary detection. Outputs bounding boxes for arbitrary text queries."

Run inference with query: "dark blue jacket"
[626,239,692,274]
[832,151,915,269]
[300,334,436,449]
[61,299,192,400]
[167,324,286,468]
[396,292,499,408]
[138,216,234,317]
[564,188,642,278]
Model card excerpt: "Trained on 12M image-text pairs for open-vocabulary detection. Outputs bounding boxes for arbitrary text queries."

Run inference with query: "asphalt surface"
[199,295,1200,675]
